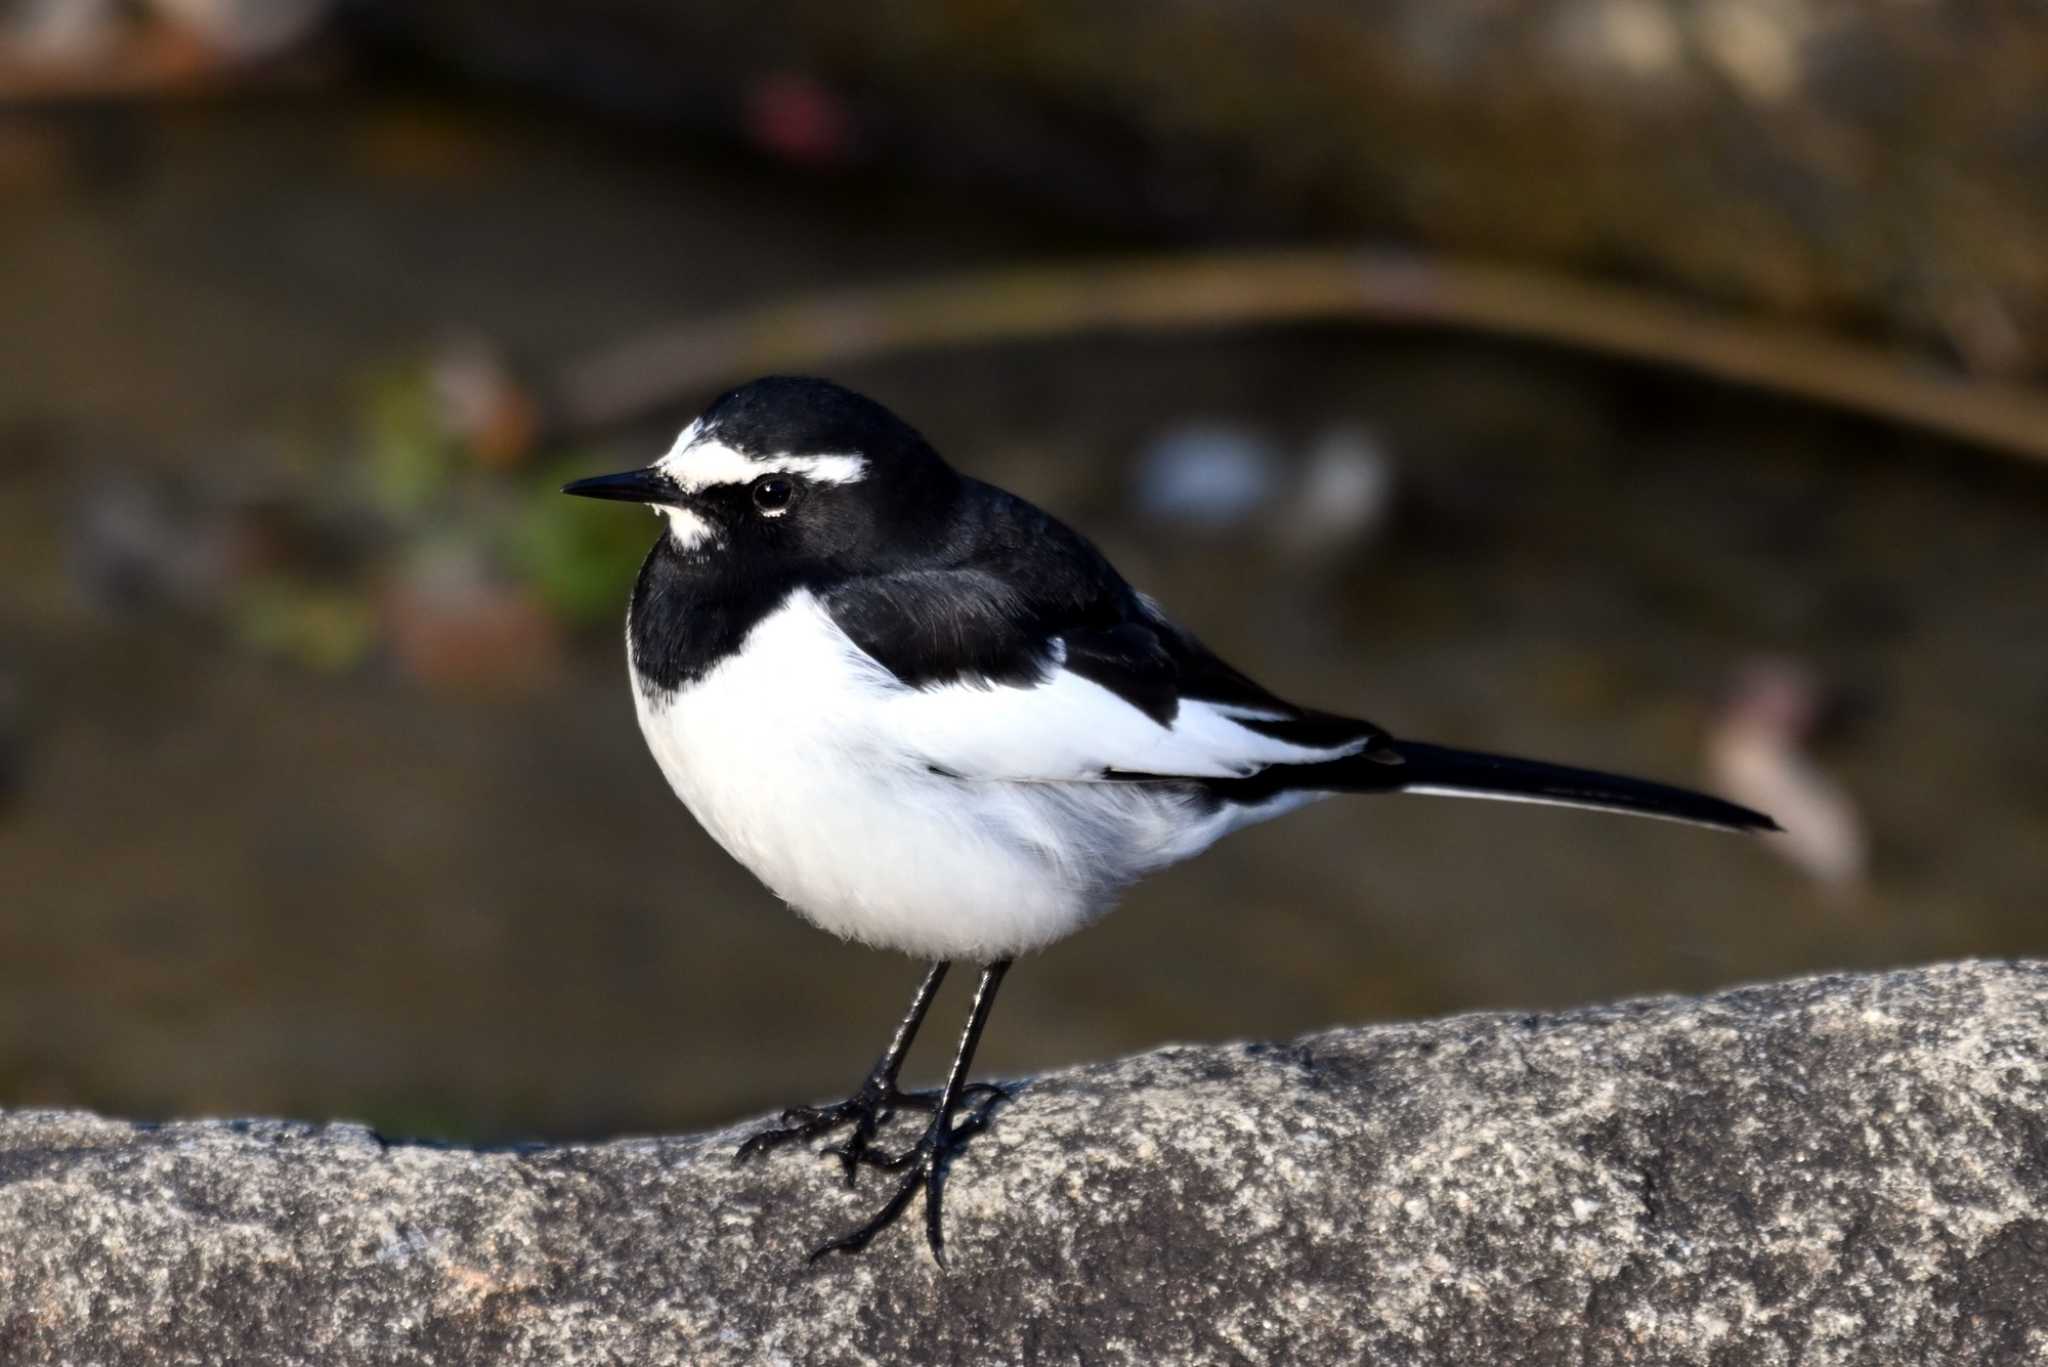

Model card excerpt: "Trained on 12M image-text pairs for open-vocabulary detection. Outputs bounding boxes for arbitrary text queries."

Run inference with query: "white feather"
[654,505,715,551]
[1401,784,1730,829]
[629,590,1331,958]
[655,431,867,492]
[884,668,1360,781]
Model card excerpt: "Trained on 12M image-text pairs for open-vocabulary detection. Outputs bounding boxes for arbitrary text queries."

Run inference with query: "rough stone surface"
[2,961,2046,1365]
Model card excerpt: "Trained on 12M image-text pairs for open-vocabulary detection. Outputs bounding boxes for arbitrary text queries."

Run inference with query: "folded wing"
[820,568,1386,784]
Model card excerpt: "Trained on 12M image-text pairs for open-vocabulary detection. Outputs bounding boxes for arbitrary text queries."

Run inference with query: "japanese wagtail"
[564,376,1775,1264]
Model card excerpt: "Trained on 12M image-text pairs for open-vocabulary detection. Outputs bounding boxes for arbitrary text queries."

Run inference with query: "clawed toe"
[818,1116,891,1186]
[831,1084,1008,1174]
[807,1100,1002,1266]
[734,1080,915,1179]
[735,1075,1013,1179]
[734,1118,824,1163]
[734,1097,869,1164]
[807,1154,933,1262]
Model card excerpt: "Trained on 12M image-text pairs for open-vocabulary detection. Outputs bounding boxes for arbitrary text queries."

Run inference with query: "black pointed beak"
[561,468,679,505]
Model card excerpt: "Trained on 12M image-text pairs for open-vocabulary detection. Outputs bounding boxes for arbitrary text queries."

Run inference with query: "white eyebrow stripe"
[654,436,868,492]
[762,452,868,485]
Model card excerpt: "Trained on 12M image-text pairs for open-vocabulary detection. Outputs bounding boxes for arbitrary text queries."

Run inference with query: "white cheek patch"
[654,434,868,492]
[659,504,716,551]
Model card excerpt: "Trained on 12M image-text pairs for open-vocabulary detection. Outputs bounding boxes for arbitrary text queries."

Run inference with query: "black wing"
[818,486,1391,780]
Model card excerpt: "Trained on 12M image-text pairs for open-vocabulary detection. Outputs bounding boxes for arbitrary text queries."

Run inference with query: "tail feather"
[1214,738,1779,834]
[1383,740,1778,833]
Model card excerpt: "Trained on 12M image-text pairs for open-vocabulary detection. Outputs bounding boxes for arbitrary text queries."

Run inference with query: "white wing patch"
[654,428,867,492]
[711,591,1365,784]
[882,671,1362,782]
[1206,701,1291,723]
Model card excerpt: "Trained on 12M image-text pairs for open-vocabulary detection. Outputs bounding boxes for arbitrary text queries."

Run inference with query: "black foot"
[827,1082,1006,1176]
[807,1100,1000,1267]
[734,1076,1005,1186]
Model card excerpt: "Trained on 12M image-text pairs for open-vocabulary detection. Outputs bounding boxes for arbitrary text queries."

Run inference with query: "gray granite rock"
[2,961,2045,1365]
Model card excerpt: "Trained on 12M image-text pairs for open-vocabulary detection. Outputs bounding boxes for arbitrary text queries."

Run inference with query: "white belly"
[628,591,1239,960]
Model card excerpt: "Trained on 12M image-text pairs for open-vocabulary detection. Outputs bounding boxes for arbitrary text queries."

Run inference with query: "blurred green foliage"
[509,464,651,627]
[361,365,458,522]
[230,579,379,672]
[353,361,649,632]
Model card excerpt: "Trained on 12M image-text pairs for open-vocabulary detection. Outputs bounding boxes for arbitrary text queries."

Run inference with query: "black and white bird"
[564,376,1776,1264]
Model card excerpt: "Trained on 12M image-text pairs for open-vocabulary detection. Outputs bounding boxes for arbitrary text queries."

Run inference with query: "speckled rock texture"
[2,961,2045,1365]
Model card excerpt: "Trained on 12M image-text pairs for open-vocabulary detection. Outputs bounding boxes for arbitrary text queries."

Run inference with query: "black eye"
[751,475,795,513]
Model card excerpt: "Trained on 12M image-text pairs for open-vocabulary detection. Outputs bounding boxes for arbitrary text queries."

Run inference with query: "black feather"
[1191,737,1777,833]
[821,475,1385,749]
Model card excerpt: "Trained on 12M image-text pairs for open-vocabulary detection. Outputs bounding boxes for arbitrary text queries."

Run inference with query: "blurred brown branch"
[554,249,2048,465]
[357,1,2048,380]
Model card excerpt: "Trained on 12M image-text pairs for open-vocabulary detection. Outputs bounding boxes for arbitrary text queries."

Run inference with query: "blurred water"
[1,97,2044,1142]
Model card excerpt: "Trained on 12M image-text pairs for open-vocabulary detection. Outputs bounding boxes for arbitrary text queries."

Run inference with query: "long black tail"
[1227,738,1778,834]
[1382,740,1776,832]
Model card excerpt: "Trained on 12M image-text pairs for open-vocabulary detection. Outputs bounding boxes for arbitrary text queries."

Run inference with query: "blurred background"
[2,0,2045,1144]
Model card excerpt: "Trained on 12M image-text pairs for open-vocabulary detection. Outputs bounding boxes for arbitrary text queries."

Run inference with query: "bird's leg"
[734,961,970,1183]
[810,959,1011,1267]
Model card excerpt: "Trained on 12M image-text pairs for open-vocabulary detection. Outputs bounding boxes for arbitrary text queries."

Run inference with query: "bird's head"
[562,376,958,570]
